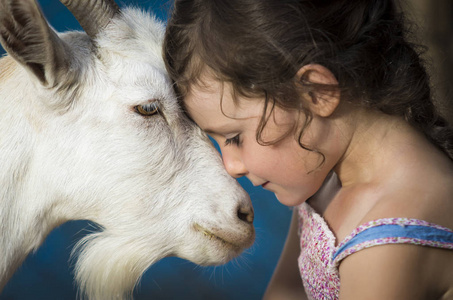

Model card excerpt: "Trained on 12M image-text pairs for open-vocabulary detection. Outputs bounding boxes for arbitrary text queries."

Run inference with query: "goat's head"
[0,0,255,298]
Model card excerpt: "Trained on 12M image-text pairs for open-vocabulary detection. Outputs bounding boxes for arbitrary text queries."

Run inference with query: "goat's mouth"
[193,223,241,249]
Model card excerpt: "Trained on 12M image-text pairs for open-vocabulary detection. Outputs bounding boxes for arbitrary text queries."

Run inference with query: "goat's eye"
[135,102,159,116]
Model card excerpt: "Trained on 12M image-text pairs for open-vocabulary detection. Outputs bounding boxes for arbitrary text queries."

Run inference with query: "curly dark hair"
[163,0,453,161]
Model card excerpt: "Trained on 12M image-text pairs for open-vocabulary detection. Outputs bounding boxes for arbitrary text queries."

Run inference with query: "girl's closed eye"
[224,134,241,146]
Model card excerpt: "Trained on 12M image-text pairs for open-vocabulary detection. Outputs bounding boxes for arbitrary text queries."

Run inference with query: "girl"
[163,0,453,299]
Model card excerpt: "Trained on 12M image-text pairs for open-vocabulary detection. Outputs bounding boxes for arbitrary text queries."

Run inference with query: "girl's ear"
[297,64,340,118]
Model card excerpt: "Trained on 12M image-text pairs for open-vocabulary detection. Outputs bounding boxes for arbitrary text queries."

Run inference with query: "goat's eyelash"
[134,101,159,116]
[224,134,241,146]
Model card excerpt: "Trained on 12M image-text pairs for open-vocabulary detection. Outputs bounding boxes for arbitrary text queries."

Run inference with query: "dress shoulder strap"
[332,218,453,266]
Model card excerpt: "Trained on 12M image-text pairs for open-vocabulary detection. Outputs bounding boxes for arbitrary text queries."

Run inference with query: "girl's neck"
[333,108,424,187]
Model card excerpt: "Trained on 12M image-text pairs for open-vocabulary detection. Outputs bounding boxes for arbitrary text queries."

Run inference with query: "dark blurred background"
[401,0,453,122]
[0,0,452,299]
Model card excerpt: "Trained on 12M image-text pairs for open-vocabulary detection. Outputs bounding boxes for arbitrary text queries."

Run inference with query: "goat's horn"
[59,0,120,38]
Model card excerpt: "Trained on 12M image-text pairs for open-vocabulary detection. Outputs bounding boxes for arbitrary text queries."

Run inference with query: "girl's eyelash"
[224,134,241,146]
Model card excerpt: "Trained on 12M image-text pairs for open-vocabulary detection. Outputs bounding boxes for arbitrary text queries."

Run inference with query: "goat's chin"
[179,223,255,266]
[181,246,243,266]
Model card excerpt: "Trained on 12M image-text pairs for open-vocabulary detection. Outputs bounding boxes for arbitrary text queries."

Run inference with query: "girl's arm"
[263,209,307,300]
[338,243,451,299]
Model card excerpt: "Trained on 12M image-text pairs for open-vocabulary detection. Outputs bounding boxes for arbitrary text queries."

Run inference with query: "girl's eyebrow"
[204,127,228,135]
[204,128,216,134]
[204,126,234,136]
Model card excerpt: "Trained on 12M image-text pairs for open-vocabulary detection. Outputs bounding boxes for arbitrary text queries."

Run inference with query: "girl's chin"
[274,192,308,207]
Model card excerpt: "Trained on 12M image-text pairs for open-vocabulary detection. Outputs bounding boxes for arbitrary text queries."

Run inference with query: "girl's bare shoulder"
[338,241,453,300]
[361,148,453,230]
[339,151,453,298]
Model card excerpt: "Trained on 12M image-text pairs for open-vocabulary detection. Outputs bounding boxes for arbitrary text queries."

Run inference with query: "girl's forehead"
[185,80,235,117]
[188,77,223,99]
[184,79,263,123]
[188,68,225,93]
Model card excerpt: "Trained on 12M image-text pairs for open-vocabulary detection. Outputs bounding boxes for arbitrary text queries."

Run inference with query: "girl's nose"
[222,148,248,178]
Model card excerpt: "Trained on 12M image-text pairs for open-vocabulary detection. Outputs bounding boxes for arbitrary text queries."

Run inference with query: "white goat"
[0,0,255,299]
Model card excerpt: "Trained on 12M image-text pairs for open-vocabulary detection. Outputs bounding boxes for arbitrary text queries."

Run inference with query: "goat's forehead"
[96,7,165,64]
[97,54,176,112]
[102,52,169,90]
[85,9,170,87]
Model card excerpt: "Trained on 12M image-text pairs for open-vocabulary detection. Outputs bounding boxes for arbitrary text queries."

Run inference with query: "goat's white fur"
[0,1,255,299]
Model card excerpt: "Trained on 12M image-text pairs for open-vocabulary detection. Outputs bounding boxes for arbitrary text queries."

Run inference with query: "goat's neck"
[0,157,65,290]
[0,62,62,289]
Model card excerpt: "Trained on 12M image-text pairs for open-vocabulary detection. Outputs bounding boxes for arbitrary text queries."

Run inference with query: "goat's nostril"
[237,205,254,224]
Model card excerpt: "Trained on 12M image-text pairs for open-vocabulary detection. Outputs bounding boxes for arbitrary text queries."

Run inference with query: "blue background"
[0,1,292,299]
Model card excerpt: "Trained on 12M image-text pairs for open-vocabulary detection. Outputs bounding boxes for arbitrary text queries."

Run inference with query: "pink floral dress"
[297,202,453,300]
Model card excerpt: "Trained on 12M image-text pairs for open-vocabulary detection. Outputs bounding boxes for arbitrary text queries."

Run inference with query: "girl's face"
[184,76,335,206]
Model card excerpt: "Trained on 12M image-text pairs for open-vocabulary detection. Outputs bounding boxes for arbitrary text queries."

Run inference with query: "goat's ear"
[0,0,71,87]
